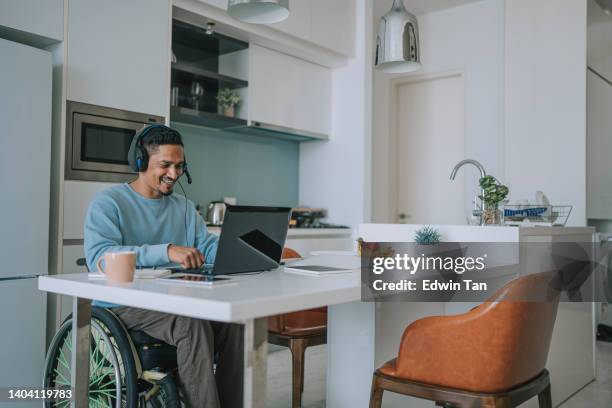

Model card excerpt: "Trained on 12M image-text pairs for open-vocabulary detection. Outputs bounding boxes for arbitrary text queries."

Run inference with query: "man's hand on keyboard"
[168,245,205,269]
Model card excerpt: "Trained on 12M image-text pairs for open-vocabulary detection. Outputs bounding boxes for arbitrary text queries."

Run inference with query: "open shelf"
[172,63,248,89]
[170,106,247,130]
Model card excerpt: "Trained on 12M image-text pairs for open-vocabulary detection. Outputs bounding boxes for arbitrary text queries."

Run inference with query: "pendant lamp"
[227,0,290,24]
[375,0,421,73]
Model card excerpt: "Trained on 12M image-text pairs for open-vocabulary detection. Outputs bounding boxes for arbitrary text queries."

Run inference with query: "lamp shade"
[228,0,290,24]
[375,0,421,73]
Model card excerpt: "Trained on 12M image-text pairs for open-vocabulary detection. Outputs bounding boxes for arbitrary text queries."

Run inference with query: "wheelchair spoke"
[52,368,70,386]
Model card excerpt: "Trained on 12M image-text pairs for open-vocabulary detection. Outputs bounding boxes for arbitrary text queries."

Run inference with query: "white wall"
[372,0,589,227]
[504,0,587,226]
[372,0,506,222]
[299,0,373,230]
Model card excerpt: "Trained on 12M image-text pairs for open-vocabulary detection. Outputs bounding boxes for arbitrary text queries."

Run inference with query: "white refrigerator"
[0,37,51,403]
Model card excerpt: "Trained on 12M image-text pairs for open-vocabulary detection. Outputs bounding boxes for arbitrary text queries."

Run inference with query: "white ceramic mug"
[97,251,136,283]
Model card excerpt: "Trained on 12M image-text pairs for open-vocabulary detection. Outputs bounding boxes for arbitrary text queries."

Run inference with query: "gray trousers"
[114,307,244,408]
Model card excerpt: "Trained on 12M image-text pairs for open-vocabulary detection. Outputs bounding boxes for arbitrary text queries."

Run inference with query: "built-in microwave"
[65,101,165,182]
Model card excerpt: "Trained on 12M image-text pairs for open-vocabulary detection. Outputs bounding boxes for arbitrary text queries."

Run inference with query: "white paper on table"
[288,253,361,271]
[87,269,171,280]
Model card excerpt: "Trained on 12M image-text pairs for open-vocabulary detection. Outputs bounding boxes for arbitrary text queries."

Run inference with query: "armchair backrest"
[395,271,562,392]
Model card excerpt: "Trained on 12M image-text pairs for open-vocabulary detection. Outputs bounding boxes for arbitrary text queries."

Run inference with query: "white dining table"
[38,254,361,408]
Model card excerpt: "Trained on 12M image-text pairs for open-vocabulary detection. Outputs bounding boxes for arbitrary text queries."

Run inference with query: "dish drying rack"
[502,205,572,226]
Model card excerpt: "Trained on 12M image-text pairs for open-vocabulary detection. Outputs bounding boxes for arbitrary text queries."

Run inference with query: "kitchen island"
[327,224,595,408]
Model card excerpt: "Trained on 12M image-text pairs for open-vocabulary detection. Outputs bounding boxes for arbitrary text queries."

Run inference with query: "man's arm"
[193,208,219,264]
[84,196,169,271]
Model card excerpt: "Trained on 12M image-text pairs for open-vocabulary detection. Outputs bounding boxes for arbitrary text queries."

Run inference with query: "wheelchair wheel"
[43,307,139,407]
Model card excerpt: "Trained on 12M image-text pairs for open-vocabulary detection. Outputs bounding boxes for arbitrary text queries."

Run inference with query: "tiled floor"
[267,345,326,408]
[267,341,612,407]
[559,341,612,408]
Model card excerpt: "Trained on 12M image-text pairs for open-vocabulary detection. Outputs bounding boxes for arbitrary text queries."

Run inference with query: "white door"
[395,74,466,224]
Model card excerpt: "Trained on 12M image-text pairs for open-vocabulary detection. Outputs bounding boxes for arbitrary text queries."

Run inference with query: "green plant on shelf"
[414,226,441,245]
[216,88,240,110]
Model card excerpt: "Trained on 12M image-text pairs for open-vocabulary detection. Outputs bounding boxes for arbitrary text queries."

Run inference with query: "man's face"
[141,144,185,197]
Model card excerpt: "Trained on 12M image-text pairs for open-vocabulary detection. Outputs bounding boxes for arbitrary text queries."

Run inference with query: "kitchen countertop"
[207,226,353,237]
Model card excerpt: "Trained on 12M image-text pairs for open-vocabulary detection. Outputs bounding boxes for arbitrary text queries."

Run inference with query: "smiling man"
[84,124,243,408]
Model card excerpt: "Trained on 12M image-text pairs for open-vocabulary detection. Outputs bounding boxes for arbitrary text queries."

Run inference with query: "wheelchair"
[44,274,183,407]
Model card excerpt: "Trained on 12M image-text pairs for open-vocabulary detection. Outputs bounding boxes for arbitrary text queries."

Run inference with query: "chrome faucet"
[450,159,487,225]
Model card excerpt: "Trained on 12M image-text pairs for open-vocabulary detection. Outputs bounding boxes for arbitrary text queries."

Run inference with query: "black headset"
[127,124,192,184]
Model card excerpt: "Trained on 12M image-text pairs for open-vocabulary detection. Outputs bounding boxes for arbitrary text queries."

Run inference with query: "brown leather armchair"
[268,248,327,408]
[370,271,561,408]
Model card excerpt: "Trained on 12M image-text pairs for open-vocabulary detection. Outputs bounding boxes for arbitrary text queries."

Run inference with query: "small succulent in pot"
[414,226,442,245]
[478,175,509,224]
[216,88,240,117]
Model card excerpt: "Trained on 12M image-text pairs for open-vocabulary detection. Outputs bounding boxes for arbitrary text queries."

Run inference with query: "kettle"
[206,201,227,225]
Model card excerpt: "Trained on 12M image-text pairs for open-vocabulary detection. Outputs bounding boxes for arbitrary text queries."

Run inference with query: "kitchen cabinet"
[0,38,51,399]
[249,44,331,137]
[269,0,311,41]
[310,0,355,57]
[0,0,63,44]
[63,180,117,240]
[270,0,354,56]
[66,0,171,117]
[587,69,612,219]
[195,0,354,57]
[208,227,353,255]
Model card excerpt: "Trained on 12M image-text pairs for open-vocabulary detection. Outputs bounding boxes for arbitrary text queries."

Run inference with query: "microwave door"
[72,113,143,175]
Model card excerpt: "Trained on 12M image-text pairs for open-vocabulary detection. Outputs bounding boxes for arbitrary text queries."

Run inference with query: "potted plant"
[414,226,441,245]
[216,88,240,117]
[478,175,509,225]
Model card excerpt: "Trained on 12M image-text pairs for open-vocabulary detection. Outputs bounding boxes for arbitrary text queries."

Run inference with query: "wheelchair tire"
[43,307,139,407]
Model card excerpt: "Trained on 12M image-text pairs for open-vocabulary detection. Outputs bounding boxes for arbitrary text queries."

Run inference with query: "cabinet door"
[0,39,51,279]
[66,0,171,117]
[587,70,612,219]
[249,44,331,136]
[0,0,63,42]
[269,0,311,40]
[310,0,355,57]
[0,279,46,395]
[63,180,118,240]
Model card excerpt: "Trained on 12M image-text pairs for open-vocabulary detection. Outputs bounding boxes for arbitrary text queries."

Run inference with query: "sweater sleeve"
[84,195,170,271]
[193,207,219,264]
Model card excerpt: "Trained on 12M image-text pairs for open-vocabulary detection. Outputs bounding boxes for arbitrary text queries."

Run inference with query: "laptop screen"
[211,205,292,275]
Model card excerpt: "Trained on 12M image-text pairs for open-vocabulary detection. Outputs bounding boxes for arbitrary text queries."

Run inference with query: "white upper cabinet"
[66,0,171,117]
[271,0,354,56]
[196,0,354,57]
[269,0,311,41]
[310,0,355,57]
[0,0,63,43]
[249,44,330,137]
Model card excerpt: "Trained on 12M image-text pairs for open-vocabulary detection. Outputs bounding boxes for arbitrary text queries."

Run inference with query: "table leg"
[71,297,91,408]
[243,317,268,408]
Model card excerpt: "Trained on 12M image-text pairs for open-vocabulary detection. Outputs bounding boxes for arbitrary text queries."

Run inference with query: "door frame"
[388,70,467,223]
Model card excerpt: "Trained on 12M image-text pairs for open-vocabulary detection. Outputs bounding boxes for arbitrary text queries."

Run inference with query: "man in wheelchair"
[84,124,243,408]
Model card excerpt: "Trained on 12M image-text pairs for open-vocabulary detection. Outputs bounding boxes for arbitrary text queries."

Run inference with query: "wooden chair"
[369,271,561,408]
[268,248,327,408]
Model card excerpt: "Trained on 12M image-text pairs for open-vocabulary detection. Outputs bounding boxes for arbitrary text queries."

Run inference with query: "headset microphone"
[184,167,193,184]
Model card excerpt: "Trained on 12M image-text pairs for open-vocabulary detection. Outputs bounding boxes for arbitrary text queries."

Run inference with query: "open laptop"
[170,205,292,277]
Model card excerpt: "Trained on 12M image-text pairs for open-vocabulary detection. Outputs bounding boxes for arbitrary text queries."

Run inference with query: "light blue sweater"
[84,183,218,307]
